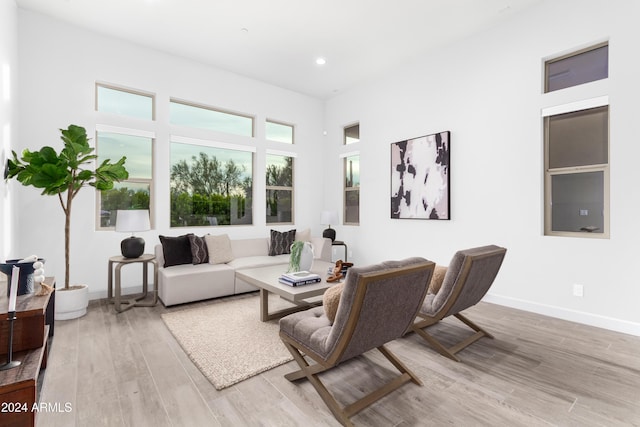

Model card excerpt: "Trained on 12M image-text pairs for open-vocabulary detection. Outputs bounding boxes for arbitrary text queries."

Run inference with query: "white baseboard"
[483,293,640,337]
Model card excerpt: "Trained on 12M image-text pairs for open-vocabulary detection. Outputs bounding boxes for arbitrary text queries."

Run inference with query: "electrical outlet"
[579,209,589,216]
[573,284,584,297]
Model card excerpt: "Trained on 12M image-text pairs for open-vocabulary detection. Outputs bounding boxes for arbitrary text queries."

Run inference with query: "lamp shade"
[320,210,339,226]
[115,210,150,233]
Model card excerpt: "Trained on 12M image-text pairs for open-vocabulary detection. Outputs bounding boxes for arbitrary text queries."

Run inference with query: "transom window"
[170,99,254,137]
[96,83,154,120]
[344,123,360,145]
[266,120,294,144]
[544,43,608,93]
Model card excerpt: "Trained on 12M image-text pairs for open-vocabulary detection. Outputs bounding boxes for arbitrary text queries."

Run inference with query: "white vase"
[299,242,314,272]
[55,284,89,320]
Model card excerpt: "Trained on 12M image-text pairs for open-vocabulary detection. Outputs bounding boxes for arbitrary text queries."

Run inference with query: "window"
[266,120,294,144]
[266,153,294,224]
[344,154,360,225]
[96,83,154,120]
[545,43,608,93]
[170,99,254,137]
[544,104,609,237]
[96,129,153,228]
[170,137,253,227]
[344,123,360,145]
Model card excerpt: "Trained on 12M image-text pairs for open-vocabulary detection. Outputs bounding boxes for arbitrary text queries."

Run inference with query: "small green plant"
[288,240,305,272]
[6,125,128,289]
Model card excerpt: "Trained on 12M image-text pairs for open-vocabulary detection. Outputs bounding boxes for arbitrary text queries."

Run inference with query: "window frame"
[343,153,360,226]
[343,122,360,145]
[266,119,295,144]
[544,41,608,93]
[265,151,295,225]
[95,82,156,120]
[169,98,255,138]
[169,135,255,228]
[94,126,155,230]
[543,101,610,238]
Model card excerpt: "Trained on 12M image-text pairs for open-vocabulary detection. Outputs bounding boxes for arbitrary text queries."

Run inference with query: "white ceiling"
[15,0,542,99]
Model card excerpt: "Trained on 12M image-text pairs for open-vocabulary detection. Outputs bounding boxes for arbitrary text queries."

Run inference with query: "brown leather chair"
[279,257,435,427]
[413,245,507,362]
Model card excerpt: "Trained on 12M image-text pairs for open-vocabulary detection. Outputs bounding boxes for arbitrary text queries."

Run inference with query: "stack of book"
[279,271,322,287]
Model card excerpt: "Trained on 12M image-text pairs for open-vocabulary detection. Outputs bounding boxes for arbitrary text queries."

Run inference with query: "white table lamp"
[116,210,150,258]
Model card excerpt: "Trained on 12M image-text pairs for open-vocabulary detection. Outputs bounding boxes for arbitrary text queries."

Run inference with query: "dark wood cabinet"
[0,277,55,427]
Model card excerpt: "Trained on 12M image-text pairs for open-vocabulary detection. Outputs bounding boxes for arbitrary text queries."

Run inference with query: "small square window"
[96,84,154,120]
[545,44,608,93]
[266,120,294,144]
[344,124,360,145]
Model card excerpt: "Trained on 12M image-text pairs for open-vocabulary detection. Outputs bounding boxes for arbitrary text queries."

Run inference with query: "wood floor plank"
[138,339,218,426]
[35,296,640,426]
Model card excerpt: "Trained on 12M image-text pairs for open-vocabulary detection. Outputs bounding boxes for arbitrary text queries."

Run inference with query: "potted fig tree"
[6,125,128,319]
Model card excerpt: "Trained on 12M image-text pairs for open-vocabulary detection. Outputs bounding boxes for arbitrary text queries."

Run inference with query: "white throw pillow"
[295,228,311,242]
[205,234,234,264]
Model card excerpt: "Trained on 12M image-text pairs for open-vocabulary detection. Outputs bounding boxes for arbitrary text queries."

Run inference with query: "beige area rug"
[161,295,293,390]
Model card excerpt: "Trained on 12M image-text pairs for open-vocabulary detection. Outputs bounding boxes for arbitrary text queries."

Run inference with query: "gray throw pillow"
[268,229,296,256]
[188,234,209,264]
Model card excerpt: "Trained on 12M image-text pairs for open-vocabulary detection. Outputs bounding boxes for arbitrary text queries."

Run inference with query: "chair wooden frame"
[280,262,434,427]
[412,247,506,362]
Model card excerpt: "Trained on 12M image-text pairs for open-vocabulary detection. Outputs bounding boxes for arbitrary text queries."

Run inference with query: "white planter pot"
[55,284,89,320]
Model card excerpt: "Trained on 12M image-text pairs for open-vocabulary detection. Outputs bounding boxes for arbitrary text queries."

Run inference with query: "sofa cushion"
[230,238,269,258]
[227,254,289,270]
[159,234,193,267]
[205,234,234,264]
[188,234,209,264]
[269,229,296,256]
[295,228,311,242]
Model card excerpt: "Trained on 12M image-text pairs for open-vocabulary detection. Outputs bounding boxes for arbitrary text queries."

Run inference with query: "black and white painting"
[391,131,450,219]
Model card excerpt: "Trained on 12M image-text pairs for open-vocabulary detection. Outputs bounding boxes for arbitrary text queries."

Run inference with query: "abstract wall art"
[391,130,450,220]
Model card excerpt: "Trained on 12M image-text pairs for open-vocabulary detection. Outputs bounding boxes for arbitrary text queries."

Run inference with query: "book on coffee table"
[279,271,322,286]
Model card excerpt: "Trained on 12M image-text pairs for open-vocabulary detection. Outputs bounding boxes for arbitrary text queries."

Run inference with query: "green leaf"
[76,170,93,181]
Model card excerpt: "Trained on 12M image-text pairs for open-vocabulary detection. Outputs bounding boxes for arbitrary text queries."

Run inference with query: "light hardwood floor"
[37,294,640,426]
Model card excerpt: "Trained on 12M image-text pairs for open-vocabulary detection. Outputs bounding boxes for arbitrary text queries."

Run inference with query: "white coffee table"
[235,260,334,321]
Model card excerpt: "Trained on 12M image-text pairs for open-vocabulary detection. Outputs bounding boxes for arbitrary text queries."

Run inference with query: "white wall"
[0,0,18,267]
[16,10,325,297]
[14,1,640,335]
[324,0,640,335]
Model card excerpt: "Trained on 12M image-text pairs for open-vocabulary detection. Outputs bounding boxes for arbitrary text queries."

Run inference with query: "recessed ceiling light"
[315,57,326,66]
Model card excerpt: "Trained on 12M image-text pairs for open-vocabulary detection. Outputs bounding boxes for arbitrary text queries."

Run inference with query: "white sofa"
[155,236,332,306]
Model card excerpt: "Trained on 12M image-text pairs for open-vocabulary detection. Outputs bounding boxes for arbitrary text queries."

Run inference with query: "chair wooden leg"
[282,341,354,426]
[413,326,461,362]
[413,313,493,362]
[454,313,494,339]
[378,344,422,386]
[281,341,421,427]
